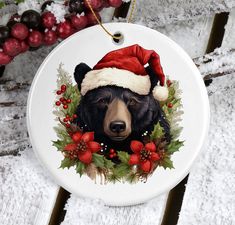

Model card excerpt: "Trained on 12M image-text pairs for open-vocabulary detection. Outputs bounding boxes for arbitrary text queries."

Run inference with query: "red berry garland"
[0,0,123,66]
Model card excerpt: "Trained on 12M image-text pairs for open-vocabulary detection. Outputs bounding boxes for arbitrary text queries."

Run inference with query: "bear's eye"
[95,97,109,105]
[128,98,138,106]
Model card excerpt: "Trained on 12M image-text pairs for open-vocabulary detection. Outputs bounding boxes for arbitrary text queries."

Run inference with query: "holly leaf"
[52,139,65,150]
[76,161,85,176]
[92,153,105,168]
[60,158,76,169]
[114,163,130,177]
[150,123,164,140]
[167,140,184,154]
[104,157,115,169]
[117,151,130,164]
[161,157,174,169]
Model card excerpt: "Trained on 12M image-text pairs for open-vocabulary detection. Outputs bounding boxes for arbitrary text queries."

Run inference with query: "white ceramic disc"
[27,23,210,206]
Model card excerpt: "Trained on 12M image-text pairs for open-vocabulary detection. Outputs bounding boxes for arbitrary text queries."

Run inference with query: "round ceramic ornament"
[27,22,210,206]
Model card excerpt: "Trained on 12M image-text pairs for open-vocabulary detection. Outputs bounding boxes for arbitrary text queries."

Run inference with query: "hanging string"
[84,0,137,41]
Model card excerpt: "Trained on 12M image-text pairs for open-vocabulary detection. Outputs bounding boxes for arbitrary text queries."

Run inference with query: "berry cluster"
[109,148,117,159]
[0,0,123,66]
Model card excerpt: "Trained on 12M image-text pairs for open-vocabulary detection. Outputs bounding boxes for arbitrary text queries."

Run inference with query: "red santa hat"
[81,44,169,101]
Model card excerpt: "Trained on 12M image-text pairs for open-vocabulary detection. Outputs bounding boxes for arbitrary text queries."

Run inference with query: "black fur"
[74,63,171,153]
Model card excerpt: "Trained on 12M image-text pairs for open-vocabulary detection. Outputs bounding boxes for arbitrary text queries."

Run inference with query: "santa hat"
[80,44,169,101]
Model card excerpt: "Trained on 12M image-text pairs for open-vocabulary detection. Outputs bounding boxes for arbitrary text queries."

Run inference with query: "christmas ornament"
[41,12,56,28]
[84,0,103,10]
[44,30,57,45]
[3,38,21,56]
[70,14,88,31]
[28,30,43,47]
[108,0,122,8]
[11,23,29,41]
[86,11,101,25]
[27,0,209,206]
[41,0,54,11]
[56,21,73,39]
[21,10,41,29]
[0,26,10,44]
[0,51,12,65]
[19,40,29,52]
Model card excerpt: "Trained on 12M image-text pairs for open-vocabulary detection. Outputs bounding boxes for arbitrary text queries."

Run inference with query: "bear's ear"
[145,66,159,91]
[74,63,92,91]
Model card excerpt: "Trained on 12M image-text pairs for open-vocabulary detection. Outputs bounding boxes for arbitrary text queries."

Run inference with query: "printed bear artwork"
[53,44,184,183]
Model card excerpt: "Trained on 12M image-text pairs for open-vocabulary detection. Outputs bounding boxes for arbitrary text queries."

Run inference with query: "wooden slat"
[133,0,235,27]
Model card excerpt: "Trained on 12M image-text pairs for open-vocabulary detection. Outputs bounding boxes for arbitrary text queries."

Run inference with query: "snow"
[61,194,167,225]
[0,148,58,225]
[17,0,41,15]
[177,73,235,225]
[46,2,68,24]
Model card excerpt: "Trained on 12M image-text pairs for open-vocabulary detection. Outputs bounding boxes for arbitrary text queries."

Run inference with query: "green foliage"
[150,123,164,140]
[76,161,86,176]
[60,158,76,169]
[92,153,114,169]
[167,140,184,154]
[117,151,130,164]
[161,156,174,169]
[0,2,5,9]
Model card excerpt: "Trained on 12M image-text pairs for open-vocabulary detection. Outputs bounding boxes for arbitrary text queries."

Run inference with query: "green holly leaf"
[92,153,105,168]
[161,157,174,169]
[60,158,76,169]
[167,140,184,154]
[117,151,130,164]
[76,161,85,176]
[52,139,65,150]
[104,157,115,169]
[114,163,130,177]
[150,123,164,140]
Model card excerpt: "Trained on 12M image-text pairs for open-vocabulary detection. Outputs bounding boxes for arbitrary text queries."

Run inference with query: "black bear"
[73,44,170,153]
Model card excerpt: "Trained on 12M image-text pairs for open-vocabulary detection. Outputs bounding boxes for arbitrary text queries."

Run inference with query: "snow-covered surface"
[133,0,235,27]
[61,194,167,225]
[0,148,59,225]
[177,73,235,225]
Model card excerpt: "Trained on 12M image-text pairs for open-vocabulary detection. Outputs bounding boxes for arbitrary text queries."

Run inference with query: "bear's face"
[76,86,162,142]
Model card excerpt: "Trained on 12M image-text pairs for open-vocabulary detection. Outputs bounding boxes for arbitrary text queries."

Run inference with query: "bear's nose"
[109,121,126,133]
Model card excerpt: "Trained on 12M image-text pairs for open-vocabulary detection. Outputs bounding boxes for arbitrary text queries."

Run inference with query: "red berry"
[61,84,66,91]
[110,149,115,154]
[73,114,78,119]
[44,30,57,46]
[66,99,71,103]
[0,51,13,65]
[56,90,62,95]
[28,30,43,47]
[59,97,65,102]
[110,154,114,158]
[108,0,122,7]
[113,153,117,157]
[62,100,67,105]
[86,11,101,25]
[63,118,69,122]
[168,103,173,108]
[42,12,56,28]
[63,104,68,109]
[66,114,70,118]
[19,40,29,53]
[66,123,71,128]
[70,14,88,31]
[11,23,29,40]
[56,21,73,39]
[55,101,61,106]
[3,38,21,56]
[72,132,82,142]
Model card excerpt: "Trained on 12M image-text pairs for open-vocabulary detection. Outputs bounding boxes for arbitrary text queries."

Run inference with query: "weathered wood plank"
[133,0,235,27]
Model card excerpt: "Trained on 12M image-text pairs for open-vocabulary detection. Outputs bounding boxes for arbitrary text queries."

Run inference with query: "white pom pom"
[152,86,169,101]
